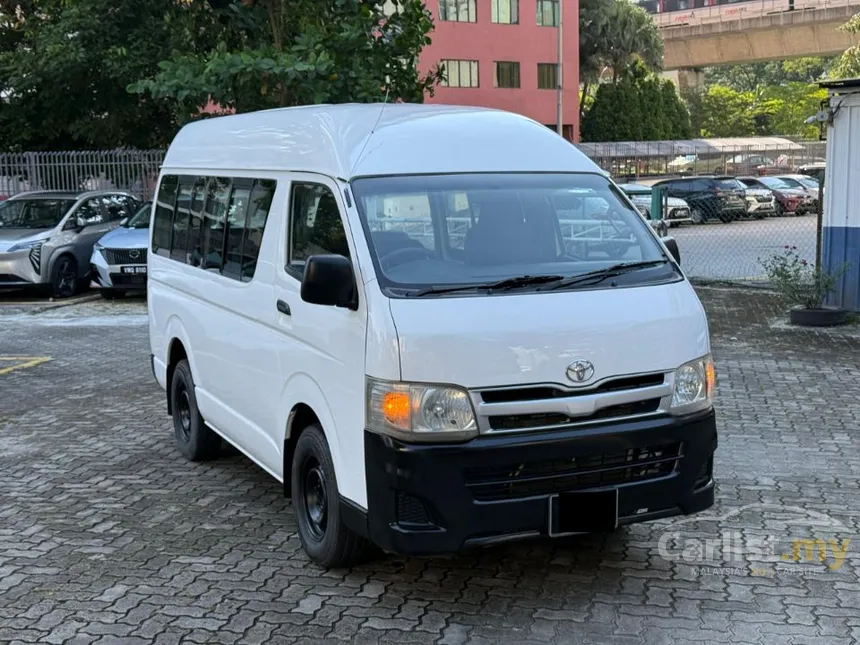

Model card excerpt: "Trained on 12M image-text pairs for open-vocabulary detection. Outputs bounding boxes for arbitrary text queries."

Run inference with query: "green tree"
[698,85,756,137]
[705,57,834,93]
[661,79,692,139]
[130,0,443,120]
[578,0,663,121]
[0,0,212,150]
[829,12,860,80]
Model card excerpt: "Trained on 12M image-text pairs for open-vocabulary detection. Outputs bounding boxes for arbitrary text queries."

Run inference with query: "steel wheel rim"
[302,460,328,541]
[177,389,192,442]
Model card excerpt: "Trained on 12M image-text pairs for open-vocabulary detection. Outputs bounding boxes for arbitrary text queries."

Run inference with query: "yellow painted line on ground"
[0,356,52,375]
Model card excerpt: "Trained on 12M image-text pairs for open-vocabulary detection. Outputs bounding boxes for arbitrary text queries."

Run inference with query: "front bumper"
[361,410,717,555]
[90,249,148,290]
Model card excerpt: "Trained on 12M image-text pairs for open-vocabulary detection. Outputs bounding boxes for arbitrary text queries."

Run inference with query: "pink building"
[417,0,580,141]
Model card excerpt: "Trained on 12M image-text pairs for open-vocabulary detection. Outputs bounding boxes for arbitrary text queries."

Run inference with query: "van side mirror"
[300,254,358,310]
[662,237,681,266]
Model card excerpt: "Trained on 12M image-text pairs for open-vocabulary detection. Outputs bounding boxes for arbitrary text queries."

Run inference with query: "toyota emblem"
[566,360,595,384]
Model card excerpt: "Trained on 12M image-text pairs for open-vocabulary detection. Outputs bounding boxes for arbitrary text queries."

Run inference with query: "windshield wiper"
[411,274,564,297]
[539,260,670,291]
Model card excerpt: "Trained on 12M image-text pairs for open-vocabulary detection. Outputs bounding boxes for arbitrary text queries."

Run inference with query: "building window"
[492,0,518,23]
[440,0,477,22]
[494,61,520,88]
[536,0,558,26]
[537,63,558,89]
[441,60,479,88]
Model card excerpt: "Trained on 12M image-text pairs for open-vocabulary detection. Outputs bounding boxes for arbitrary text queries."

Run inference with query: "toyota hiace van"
[148,104,717,567]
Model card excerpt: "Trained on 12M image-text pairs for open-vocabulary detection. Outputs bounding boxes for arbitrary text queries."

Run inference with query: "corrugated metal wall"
[822,89,860,312]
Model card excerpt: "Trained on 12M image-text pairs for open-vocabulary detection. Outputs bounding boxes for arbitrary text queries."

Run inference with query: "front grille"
[755,195,771,203]
[465,442,682,501]
[28,243,42,274]
[109,273,147,287]
[480,373,664,404]
[103,248,147,265]
[488,398,661,431]
[667,208,689,220]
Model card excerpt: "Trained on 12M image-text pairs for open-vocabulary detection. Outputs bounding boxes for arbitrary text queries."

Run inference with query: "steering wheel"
[379,246,435,271]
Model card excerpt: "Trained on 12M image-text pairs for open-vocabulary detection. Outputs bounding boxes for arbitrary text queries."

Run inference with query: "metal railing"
[0,150,165,201]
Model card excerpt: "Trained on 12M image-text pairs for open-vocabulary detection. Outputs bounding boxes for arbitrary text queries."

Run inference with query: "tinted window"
[0,199,76,229]
[150,173,276,281]
[152,175,178,256]
[185,177,209,268]
[242,180,276,280]
[171,178,195,262]
[290,183,350,271]
[690,179,712,191]
[75,199,106,225]
[222,180,252,279]
[116,195,139,216]
[715,178,742,190]
[100,195,130,221]
[200,177,231,271]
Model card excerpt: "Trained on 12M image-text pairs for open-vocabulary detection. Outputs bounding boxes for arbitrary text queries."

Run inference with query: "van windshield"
[351,173,674,295]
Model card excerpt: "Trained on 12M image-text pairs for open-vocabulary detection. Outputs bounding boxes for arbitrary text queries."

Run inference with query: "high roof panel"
[162,103,601,179]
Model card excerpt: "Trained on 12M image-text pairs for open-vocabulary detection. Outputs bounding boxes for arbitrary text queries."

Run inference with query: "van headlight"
[669,354,715,415]
[366,377,478,442]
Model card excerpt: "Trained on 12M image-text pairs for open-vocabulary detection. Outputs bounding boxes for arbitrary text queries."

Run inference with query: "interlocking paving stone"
[1,287,859,643]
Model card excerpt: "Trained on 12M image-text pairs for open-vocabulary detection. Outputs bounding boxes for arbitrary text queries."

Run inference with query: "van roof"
[162,103,601,180]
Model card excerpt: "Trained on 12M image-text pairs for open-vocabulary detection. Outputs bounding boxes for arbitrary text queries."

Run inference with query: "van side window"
[171,177,195,263]
[289,183,350,270]
[185,177,209,267]
[150,173,276,281]
[221,179,253,279]
[200,177,232,271]
[242,179,276,280]
[152,175,178,256]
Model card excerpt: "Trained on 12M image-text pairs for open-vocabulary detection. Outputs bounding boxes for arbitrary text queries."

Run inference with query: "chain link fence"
[0,150,165,202]
[574,137,826,283]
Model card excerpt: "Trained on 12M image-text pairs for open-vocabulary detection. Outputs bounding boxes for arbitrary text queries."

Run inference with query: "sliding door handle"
[276,299,291,315]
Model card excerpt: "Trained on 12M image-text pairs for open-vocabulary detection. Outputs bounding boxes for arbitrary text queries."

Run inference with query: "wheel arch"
[163,317,197,416]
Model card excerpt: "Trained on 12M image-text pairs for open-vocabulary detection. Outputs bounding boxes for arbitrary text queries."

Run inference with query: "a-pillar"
[821,83,860,312]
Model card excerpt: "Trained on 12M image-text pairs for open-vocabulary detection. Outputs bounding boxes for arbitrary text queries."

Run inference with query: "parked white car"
[618,183,692,227]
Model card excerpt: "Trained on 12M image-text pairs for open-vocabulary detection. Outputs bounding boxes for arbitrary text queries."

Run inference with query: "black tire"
[690,208,705,225]
[51,255,78,299]
[292,423,375,568]
[775,202,786,217]
[100,289,126,300]
[170,360,221,461]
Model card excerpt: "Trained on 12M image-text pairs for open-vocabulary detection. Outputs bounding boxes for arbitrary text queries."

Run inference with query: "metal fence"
[0,150,165,201]
[0,141,827,284]
[573,138,826,283]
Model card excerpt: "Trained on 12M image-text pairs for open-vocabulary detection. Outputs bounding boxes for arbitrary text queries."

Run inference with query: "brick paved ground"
[1,287,859,645]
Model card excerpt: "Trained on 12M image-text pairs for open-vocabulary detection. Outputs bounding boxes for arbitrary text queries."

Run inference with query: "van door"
[272,175,368,506]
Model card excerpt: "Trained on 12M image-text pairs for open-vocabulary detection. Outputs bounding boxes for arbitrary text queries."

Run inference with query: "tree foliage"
[580,73,691,142]
[0,0,213,150]
[578,0,663,121]
[829,12,860,80]
[130,0,443,119]
[705,57,834,93]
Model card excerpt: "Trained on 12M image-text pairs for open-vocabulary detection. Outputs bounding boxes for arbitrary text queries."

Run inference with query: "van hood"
[97,225,148,249]
[389,280,708,389]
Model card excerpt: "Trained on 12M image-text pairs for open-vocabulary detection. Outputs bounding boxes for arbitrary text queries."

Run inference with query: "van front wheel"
[292,423,374,568]
[170,360,221,461]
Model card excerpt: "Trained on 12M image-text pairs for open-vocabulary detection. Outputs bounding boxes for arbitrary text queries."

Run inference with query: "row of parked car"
[0,189,150,298]
[617,172,822,226]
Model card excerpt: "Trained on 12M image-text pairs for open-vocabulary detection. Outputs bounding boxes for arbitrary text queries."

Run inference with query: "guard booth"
[820,79,860,312]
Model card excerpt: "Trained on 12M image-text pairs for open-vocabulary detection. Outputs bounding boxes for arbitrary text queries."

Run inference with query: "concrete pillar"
[661,68,705,94]
[821,88,860,312]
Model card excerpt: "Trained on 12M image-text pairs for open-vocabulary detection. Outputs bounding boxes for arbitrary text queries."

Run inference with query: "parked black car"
[651,176,747,224]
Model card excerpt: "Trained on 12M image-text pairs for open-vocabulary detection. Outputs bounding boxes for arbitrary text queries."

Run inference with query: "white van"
[148,104,717,568]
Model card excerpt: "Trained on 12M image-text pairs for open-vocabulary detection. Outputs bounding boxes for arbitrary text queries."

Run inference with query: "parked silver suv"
[0,189,140,297]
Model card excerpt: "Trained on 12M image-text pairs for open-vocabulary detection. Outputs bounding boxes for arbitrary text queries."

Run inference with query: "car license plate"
[548,489,619,537]
[121,266,147,274]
